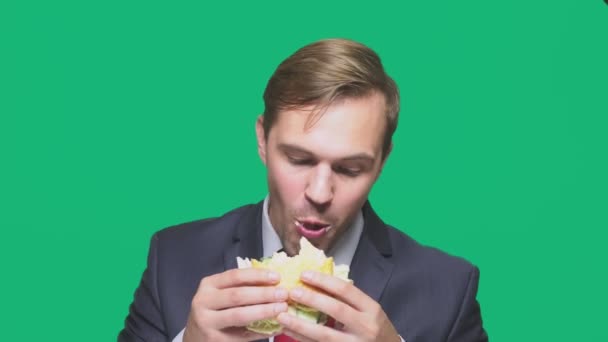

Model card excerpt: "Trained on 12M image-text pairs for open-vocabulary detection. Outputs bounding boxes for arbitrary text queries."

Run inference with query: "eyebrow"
[277,143,376,163]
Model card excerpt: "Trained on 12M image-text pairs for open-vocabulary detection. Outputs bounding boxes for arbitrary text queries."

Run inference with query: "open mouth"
[295,219,331,239]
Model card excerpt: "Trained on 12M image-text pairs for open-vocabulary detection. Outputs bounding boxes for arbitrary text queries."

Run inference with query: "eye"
[287,156,313,165]
[335,166,362,177]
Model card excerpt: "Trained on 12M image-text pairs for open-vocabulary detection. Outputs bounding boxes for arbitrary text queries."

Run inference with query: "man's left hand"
[276,271,401,342]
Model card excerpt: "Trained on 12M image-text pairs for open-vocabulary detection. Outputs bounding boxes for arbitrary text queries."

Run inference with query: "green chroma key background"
[1,1,606,340]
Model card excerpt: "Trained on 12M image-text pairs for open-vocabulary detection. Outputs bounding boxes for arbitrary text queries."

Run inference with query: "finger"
[204,268,280,289]
[289,286,359,329]
[215,302,288,329]
[208,286,288,310]
[300,271,371,311]
[277,311,344,342]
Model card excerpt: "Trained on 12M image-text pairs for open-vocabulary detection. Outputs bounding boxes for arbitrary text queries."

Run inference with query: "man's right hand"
[183,268,288,342]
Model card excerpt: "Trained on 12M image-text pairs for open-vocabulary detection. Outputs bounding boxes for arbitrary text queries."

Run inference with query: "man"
[119,38,488,342]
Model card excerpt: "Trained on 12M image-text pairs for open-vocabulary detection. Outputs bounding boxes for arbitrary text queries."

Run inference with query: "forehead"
[269,93,387,160]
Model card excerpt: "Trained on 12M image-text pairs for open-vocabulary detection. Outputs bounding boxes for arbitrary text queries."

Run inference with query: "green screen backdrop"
[1,1,607,340]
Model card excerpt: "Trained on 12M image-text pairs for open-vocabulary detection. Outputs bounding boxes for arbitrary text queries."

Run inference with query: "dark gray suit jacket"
[118,202,488,342]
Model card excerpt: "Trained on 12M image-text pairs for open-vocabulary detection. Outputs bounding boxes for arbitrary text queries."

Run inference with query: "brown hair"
[262,38,400,159]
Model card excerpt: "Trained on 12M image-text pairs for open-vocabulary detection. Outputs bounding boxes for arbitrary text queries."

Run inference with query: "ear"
[255,115,267,165]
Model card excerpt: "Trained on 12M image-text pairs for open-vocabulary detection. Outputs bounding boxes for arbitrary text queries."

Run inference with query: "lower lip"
[295,221,330,239]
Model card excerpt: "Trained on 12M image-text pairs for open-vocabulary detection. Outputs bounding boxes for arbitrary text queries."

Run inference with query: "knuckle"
[228,288,245,306]
[361,321,379,339]
[230,269,244,283]
[333,303,348,319]
[190,298,206,323]
[299,288,311,301]
[335,280,350,294]
[266,303,278,316]
[199,276,210,288]
[265,287,278,301]
[191,290,206,307]
[192,308,211,329]
[231,308,248,323]
[190,294,200,307]
[199,276,211,288]
[371,302,382,317]
[193,288,211,306]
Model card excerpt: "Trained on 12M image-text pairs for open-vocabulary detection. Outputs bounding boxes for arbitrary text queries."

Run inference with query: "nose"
[305,164,334,208]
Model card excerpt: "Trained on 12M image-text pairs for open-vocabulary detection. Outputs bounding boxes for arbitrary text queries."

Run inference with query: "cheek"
[334,178,376,211]
[267,160,306,202]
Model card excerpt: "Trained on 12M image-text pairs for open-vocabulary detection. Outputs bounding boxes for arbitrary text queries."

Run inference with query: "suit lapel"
[223,202,265,271]
[222,204,270,341]
[221,202,268,342]
[349,202,394,303]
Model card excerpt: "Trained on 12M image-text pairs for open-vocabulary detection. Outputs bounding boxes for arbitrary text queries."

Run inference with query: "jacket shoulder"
[381,226,483,340]
[153,203,256,245]
[387,226,477,276]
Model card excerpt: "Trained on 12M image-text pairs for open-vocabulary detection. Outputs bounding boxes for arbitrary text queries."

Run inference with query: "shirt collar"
[261,196,363,266]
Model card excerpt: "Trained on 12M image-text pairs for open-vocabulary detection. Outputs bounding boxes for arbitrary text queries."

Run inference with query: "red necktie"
[274,317,335,342]
[274,334,297,342]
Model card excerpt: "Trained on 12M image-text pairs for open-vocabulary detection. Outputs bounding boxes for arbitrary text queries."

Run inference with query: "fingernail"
[274,302,287,314]
[301,271,313,280]
[275,287,288,300]
[268,271,280,281]
[291,287,303,298]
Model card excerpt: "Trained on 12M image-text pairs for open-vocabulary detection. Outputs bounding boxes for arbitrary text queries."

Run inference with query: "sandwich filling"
[236,237,350,334]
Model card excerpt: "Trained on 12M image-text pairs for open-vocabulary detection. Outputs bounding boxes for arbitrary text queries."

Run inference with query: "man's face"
[255,92,390,255]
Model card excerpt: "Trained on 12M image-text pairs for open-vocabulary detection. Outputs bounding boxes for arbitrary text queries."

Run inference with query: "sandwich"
[236,237,350,334]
